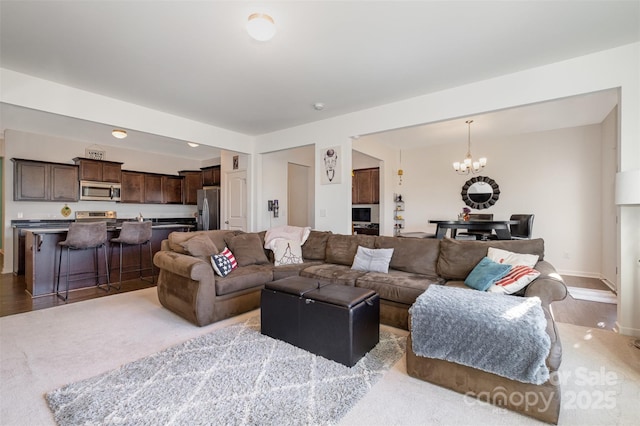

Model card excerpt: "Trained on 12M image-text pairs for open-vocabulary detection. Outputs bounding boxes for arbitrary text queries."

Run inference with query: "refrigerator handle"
[203,197,210,231]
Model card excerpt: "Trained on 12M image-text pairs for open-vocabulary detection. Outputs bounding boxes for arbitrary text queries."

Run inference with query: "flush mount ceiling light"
[187,142,199,148]
[112,129,127,139]
[453,120,487,175]
[246,13,276,41]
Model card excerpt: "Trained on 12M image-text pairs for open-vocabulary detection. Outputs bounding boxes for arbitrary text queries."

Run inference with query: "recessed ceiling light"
[247,13,276,41]
[313,103,325,111]
[187,142,199,148]
[112,129,127,139]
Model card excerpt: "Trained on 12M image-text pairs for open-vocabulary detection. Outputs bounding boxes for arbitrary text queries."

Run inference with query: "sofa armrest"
[153,251,215,284]
[525,260,568,305]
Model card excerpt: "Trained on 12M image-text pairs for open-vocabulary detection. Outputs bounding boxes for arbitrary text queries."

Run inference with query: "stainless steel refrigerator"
[197,187,220,230]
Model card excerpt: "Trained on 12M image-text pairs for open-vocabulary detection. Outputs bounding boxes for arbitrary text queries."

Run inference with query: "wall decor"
[461,176,500,210]
[85,146,106,160]
[320,146,341,184]
[233,155,239,170]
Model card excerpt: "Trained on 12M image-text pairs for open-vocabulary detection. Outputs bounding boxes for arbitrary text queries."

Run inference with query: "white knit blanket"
[264,225,311,250]
[409,285,550,385]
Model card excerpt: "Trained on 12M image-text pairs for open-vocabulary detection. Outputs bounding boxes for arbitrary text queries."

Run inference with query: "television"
[352,207,371,222]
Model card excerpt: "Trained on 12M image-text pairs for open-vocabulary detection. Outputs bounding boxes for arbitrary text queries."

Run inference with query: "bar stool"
[109,221,154,290]
[56,222,110,301]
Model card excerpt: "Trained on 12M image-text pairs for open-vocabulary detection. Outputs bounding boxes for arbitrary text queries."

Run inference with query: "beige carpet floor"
[1,287,639,426]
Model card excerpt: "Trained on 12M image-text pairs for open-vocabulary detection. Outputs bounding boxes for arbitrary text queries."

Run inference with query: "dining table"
[428,219,519,240]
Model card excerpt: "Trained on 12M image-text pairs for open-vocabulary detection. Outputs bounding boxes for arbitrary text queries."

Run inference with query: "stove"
[75,211,117,223]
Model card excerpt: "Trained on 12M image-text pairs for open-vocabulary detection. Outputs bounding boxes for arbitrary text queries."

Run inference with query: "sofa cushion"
[325,234,376,266]
[300,263,367,286]
[272,260,324,281]
[351,246,394,273]
[488,265,541,294]
[437,238,545,280]
[225,233,270,267]
[301,230,332,260]
[215,264,273,296]
[168,230,235,255]
[375,236,440,276]
[355,270,445,305]
[487,247,539,268]
[180,234,219,260]
[273,239,304,266]
[464,257,512,291]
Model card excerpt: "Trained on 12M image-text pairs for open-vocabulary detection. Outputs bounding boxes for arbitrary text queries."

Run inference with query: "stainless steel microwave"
[79,180,121,201]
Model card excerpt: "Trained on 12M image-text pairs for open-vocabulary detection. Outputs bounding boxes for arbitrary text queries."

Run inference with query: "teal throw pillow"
[465,257,512,291]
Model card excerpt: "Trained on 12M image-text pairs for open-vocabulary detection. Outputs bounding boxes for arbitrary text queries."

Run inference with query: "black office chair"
[509,214,535,239]
[456,213,494,240]
[56,222,110,301]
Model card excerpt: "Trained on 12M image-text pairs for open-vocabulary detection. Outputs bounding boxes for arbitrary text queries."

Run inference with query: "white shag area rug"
[567,286,617,304]
[45,314,405,426]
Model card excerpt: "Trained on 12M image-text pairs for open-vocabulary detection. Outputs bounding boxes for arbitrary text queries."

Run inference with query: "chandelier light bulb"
[247,13,276,41]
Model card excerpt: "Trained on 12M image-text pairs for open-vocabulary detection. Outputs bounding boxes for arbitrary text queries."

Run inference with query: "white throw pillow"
[273,239,304,266]
[487,265,541,294]
[487,247,539,268]
[351,246,394,273]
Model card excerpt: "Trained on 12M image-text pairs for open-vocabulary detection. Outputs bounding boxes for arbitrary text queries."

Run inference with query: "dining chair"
[56,222,110,301]
[109,221,154,290]
[509,214,535,239]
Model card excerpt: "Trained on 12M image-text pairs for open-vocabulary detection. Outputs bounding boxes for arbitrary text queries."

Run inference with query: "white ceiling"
[1,1,638,154]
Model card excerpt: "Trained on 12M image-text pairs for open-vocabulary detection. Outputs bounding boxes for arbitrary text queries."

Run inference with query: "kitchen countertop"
[24,223,194,234]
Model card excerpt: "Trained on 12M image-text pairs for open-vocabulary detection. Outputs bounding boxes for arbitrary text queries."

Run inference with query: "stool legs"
[56,244,110,302]
[109,240,154,291]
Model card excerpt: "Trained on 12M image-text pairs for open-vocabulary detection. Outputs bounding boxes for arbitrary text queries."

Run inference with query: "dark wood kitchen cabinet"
[352,167,379,204]
[179,170,203,205]
[201,165,221,186]
[12,158,79,202]
[162,175,184,204]
[120,170,145,203]
[73,157,122,182]
[144,174,163,204]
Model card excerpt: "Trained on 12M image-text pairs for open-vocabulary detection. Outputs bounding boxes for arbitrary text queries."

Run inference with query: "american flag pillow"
[488,265,540,294]
[210,247,238,277]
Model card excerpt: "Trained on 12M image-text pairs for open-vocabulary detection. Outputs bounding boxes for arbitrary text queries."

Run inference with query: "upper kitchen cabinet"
[201,165,220,186]
[12,159,79,202]
[120,170,145,203]
[162,175,184,204]
[352,167,379,204]
[73,158,123,183]
[179,170,203,205]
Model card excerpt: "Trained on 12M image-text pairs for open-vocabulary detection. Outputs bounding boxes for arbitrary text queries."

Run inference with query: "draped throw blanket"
[409,285,550,385]
[264,225,311,250]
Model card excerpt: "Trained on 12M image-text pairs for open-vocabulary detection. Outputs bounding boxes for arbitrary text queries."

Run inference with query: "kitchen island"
[16,219,195,297]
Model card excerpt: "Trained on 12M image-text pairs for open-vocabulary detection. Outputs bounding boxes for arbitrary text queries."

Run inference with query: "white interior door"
[287,163,310,227]
[225,170,247,231]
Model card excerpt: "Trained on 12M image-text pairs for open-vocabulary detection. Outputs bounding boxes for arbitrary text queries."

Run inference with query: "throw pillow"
[226,233,270,266]
[488,265,541,294]
[351,246,394,273]
[464,257,512,291]
[179,234,219,260]
[210,247,238,277]
[273,239,304,266]
[487,247,539,268]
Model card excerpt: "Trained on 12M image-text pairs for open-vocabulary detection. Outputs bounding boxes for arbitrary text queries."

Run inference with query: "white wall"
[258,145,315,231]
[2,129,203,273]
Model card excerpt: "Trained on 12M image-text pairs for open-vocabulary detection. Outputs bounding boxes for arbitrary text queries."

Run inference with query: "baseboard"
[615,321,640,338]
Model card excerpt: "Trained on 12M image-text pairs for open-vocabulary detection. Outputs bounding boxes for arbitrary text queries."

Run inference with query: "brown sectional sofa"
[153,229,567,424]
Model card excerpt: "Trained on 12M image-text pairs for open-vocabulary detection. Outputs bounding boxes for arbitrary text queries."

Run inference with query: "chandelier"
[453,120,487,174]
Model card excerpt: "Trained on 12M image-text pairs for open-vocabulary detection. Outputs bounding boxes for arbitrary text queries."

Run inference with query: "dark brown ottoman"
[261,276,380,367]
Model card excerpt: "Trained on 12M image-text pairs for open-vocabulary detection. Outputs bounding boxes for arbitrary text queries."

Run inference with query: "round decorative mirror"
[461,176,500,210]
